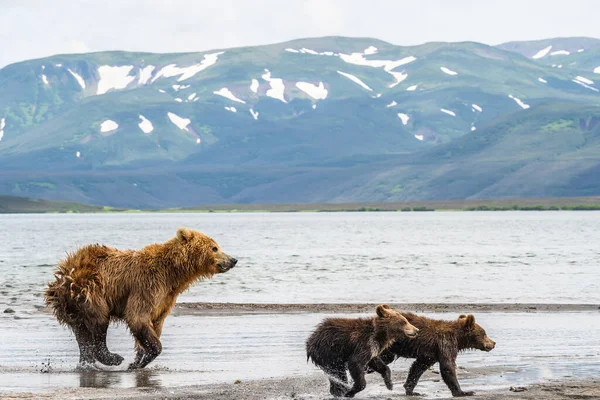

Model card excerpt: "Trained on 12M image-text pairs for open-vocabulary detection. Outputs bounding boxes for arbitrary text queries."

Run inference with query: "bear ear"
[376,304,392,318]
[458,314,467,319]
[461,314,475,328]
[176,227,194,242]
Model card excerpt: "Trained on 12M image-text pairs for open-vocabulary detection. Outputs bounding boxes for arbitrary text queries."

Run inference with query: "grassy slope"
[2,194,600,213]
[0,195,116,213]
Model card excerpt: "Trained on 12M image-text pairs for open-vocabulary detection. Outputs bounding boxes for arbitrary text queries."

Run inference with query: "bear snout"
[405,326,419,338]
[484,338,496,351]
[217,254,238,272]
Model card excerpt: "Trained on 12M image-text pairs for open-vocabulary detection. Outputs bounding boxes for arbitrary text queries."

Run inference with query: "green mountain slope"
[0,37,599,207]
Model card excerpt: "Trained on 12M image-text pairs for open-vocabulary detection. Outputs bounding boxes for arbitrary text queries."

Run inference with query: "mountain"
[0,36,599,207]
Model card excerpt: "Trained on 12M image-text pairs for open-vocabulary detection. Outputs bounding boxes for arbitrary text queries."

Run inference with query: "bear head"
[176,227,237,275]
[375,304,419,341]
[457,314,496,352]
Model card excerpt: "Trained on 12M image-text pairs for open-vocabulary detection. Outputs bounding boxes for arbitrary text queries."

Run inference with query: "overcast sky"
[1,0,599,68]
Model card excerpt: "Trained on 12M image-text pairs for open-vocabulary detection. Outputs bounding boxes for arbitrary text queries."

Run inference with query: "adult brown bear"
[45,227,237,369]
[306,305,419,397]
[367,313,495,397]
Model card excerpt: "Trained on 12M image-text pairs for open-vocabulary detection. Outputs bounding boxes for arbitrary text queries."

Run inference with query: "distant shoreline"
[2,195,600,214]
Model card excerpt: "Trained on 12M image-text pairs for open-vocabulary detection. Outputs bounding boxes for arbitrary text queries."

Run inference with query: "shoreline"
[3,373,598,399]
[3,195,600,214]
[173,302,600,316]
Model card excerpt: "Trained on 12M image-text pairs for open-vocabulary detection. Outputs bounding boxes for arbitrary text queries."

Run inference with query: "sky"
[1,0,599,68]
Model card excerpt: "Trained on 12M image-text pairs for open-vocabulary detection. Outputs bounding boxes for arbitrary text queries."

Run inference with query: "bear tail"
[44,245,109,328]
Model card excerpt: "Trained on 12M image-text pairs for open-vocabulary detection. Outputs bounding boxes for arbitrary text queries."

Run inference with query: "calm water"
[1,211,599,311]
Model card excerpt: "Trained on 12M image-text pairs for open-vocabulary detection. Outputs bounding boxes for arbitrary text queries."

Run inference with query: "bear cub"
[368,313,495,397]
[306,304,419,397]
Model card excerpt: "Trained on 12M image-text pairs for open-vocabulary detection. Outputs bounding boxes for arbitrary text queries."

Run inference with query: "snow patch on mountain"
[386,101,397,108]
[508,94,530,109]
[225,106,237,113]
[414,134,424,141]
[595,66,600,74]
[550,50,570,56]
[261,70,287,103]
[250,79,259,93]
[42,74,49,85]
[532,45,552,59]
[151,51,224,83]
[578,49,585,53]
[138,115,154,134]
[138,66,155,85]
[440,67,458,76]
[100,120,118,132]
[0,117,5,142]
[471,126,477,131]
[249,108,259,120]
[68,68,86,89]
[538,77,547,83]
[397,113,409,125]
[472,104,482,112]
[188,93,197,101]
[363,46,378,55]
[296,81,328,99]
[406,84,418,91]
[174,98,183,102]
[337,70,373,91]
[167,112,191,131]
[97,65,136,95]
[214,87,246,103]
[441,108,456,116]
[285,48,299,53]
[76,151,81,158]
[572,79,599,92]
[575,76,594,85]
[339,51,415,87]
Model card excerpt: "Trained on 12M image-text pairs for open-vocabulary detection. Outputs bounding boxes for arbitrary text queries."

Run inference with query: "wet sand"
[173,302,600,315]
[4,373,599,399]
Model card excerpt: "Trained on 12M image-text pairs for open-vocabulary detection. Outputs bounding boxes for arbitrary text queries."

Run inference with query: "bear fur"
[367,312,495,397]
[44,227,237,369]
[306,304,419,397]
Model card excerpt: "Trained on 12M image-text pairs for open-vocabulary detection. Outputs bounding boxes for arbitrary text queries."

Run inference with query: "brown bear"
[44,227,237,370]
[306,304,419,397]
[367,313,495,397]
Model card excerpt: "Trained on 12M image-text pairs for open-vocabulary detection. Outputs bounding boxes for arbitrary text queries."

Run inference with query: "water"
[1,212,599,396]
[1,212,599,311]
[0,312,599,395]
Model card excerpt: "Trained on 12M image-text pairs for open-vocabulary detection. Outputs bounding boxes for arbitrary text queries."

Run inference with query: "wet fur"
[306,305,418,397]
[44,227,237,369]
[368,312,495,397]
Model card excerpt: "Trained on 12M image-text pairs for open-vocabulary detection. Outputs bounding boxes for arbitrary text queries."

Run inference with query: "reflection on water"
[78,369,162,388]
[0,312,599,394]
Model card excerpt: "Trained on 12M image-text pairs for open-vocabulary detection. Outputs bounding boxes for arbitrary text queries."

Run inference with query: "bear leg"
[345,361,367,398]
[92,322,124,366]
[367,357,393,390]
[73,324,96,366]
[439,358,474,397]
[325,362,348,397]
[404,358,435,396]
[127,322,162,370]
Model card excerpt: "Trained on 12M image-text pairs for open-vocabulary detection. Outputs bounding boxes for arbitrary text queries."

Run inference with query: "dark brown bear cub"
[306,304,419,397]
[368,313,495,397]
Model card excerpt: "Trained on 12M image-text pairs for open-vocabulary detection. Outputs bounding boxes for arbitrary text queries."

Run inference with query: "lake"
[1,211,599,310]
